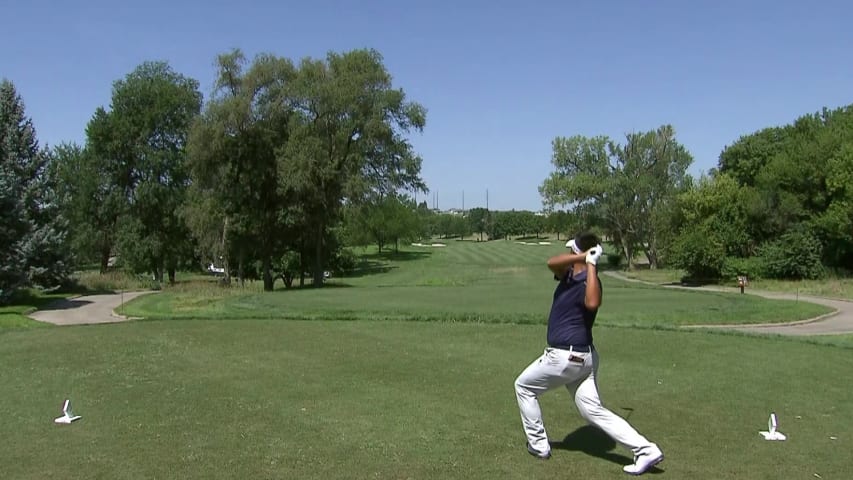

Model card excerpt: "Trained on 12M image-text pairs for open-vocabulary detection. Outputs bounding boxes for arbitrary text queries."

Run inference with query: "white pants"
[514,347,653,456]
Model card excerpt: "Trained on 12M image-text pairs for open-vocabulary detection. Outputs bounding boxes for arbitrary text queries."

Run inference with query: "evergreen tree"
[0,79,71,302]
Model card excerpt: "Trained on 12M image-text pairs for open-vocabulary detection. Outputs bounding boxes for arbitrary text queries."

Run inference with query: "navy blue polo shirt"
[546,268,601,348]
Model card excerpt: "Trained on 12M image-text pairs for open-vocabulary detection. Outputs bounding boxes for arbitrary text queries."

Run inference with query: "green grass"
[744,277,853,300]
[73,269,207,292]
[1,320,850,479]
[123,241,831,327]
[0,289,65,330]
[799,334,853,349]
[622,268,853,300]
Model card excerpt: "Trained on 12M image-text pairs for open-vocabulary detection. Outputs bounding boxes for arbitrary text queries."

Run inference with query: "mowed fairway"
[2,239,849,479]
[124,240,829,326]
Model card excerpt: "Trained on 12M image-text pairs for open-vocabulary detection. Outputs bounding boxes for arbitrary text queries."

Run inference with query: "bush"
[758,229,825,279]
[329,248,358,275]
[605,253,622,269]
[722,256,768,280]
[73,270,154,293]
[669,227,726,280]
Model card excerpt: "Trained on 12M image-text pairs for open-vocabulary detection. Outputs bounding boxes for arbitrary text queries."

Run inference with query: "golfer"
[513,231,664,475]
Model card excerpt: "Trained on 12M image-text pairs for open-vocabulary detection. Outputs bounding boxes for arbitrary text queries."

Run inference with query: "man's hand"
[585,244,604,265]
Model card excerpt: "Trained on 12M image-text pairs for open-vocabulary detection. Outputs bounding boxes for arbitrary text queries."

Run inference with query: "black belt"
[550,345,592,353]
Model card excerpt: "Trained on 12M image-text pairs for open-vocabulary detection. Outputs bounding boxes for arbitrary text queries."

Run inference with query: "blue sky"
[3,0,852,211]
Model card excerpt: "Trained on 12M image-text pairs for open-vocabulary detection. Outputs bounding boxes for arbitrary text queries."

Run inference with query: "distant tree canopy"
[345,193,422,252]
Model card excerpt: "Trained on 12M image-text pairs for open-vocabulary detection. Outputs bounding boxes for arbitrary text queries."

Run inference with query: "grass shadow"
[3,289,92,312]
[274,282,355,291]
[341,251,432,279]
[344,260,398,279]
[359,251,432,262]
[551,424,662,474]
[515,235,548,241]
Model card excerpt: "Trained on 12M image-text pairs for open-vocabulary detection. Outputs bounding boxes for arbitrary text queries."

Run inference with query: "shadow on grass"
[360,250,432,262]
[4,289,99,311]
[340,250,432,279]
[551,424,662,473]
[274,282,355,292]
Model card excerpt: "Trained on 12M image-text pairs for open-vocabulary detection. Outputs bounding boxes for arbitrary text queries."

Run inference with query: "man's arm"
[584,263,602,310]
[547,252,586,277]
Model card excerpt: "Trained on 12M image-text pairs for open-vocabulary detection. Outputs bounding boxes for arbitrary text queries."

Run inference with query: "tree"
[540,126,692,268]
[0,79,72,301]
[718,105,853,272]
[187,50,295,291]
[346,193,421,252]
[451,213,470,240]
[668,173,752,279]
[279,49,427,287]
[49,142,121,272]
[545,210,575,240]
[718,126,789,187]
[467,207,490,241]
[89,62,202,284]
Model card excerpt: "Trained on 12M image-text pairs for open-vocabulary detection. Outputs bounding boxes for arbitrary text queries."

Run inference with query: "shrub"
[329,248,358,275]
[722,256,768,280]
[669,226,726,280]
[605,253,622,269]
[759,229,825,279]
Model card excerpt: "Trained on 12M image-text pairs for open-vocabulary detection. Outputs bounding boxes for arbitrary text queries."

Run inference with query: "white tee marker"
[759,412,786,440]
[54,399,82,424]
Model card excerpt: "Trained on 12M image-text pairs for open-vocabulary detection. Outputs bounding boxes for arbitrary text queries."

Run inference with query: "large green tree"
[88,62,202,283]
[0,79,72,301]
[279,49,427,287]
[49,142,122,272]
[668,173,753,278]
[187,50,295,290]
[540,125,692,268]
[718,105,853,272]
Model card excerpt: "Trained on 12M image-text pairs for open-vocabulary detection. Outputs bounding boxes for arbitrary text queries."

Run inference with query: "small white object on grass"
[759,413,786,440]
[54,399,82,424]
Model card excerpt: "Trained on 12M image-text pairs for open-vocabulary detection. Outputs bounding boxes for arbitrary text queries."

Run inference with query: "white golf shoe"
[623,444,663,475]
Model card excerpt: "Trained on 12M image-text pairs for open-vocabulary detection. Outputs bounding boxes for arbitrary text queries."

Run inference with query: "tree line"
[1,48,427,299]
[4,49,851,303]
[540,111,853,280]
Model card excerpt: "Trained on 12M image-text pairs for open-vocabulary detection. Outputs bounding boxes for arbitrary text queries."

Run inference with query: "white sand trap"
[411,242,426,247]
[538,241,552,245]
[431,243,447,247]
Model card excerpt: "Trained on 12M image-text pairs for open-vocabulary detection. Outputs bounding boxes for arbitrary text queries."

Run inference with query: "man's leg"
[514,348,576,456]
[569,350,662,469]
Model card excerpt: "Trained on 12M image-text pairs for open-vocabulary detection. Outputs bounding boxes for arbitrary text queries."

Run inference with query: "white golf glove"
[585,244,603,265]
[566,239,581,254]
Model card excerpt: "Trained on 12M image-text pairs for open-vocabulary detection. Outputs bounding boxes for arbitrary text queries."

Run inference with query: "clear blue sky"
[3,0,852,211]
